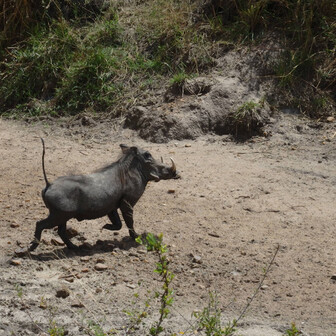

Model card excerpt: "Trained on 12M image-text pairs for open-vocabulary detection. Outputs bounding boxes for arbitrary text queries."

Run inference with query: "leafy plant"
[136,233,175,335]
[283,322,302,336]
[87,320,108,336]
[193,292,237,336]
[47,321,65,336]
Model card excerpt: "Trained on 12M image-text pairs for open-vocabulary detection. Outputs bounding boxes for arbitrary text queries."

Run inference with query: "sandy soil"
[0,114,335,336]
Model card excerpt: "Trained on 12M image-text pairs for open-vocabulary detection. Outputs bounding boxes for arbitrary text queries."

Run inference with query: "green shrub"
[56,47,119,113]
[0,21,78,113]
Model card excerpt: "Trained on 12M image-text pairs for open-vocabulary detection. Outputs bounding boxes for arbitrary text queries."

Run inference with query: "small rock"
[208,232,220,238]
[95,263,108,271]
[96,257,105,263]
[64,276,74,283]
[71,300,84,308]
[81,268,90,273]
[192,255,202,264]
[10,222,20,228]
[56,287,70,298]
[10,259,21,266]
[51,238,65,246]
[331,274,336,280]
[167,189,175,194]
[185,144,192,147]
[326,116,335,122]
[15,247,29,257]
[129,251,139,257]
[126,284,136,289]
[80,256,90,262]
[261,285,269,290]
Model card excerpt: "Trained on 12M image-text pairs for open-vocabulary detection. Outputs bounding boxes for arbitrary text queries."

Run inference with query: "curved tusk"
[170,158,176,173]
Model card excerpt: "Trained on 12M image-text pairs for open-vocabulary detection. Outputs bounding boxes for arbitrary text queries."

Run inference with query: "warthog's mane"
[95,152,141,185]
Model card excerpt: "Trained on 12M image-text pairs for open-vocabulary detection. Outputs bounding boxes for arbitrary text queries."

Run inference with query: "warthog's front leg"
[120,199,138,239]
[58,222,78,250]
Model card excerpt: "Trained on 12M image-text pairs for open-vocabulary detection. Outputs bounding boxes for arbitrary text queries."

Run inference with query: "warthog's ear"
[130,147,139,155]
[120,144,129,154]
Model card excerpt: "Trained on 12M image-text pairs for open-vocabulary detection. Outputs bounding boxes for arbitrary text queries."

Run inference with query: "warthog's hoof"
[102,224,121,231]
[129,230,139,240]
[28,241,39,252]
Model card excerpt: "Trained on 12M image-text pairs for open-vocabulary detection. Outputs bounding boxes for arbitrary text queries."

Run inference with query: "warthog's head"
[120,144,180,182]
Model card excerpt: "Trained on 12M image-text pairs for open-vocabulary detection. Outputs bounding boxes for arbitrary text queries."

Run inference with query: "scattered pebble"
[129,251,139,257]
[64,276,74,283]
[71,300,84,308]
[10,259,21,266]
[261,285,269,290]
[208,232,220,238]
[326,116,335,123]
[10,223,20,228]
[14,247,29,257]
[81,268,90,273]
[126,284,136,289]
[95,263,108,271]
[80,256,90,262]
[167,189,175,194]
[331,274,336,281]
[192,255,202,264]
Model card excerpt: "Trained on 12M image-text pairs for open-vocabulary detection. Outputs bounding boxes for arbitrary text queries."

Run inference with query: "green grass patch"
[0,0,335,118]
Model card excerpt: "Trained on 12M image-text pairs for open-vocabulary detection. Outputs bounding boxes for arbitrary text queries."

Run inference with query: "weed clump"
[226,100,266,140]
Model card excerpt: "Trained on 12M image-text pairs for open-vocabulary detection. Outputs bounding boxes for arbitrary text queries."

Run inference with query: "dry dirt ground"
[0,114,335,336]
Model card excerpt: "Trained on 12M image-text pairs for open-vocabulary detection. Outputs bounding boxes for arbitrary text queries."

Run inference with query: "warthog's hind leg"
[103,210,122,231]
[29,214,58,251]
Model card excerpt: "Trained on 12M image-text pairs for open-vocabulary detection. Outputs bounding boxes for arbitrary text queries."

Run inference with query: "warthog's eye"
[144,152,152,161]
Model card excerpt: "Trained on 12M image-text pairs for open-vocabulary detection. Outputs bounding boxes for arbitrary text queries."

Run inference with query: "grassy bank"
[0,0,335,118]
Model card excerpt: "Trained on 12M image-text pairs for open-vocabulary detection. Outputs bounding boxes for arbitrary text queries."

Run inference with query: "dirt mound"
[125,48,275,143]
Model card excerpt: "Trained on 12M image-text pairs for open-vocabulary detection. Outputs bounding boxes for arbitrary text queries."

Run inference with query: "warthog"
[29,139,180,251]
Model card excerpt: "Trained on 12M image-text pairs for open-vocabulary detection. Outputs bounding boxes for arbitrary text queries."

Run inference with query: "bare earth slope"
[0,115,335,336]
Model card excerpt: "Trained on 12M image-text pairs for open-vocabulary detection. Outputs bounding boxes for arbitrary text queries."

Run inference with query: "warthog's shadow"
[27,233,151,261]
